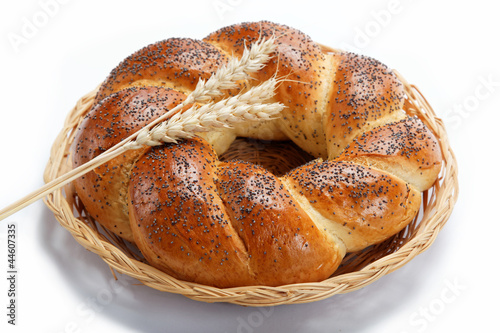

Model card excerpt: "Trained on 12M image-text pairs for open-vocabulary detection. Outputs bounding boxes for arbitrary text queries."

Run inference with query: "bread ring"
[72,21,442,287]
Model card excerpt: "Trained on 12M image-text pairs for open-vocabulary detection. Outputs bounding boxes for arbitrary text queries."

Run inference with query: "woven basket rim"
[42,71,459,306]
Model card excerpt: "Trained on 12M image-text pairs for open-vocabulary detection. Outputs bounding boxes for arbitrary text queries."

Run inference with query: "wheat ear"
[129,78,281,147]
[0,37,280,221]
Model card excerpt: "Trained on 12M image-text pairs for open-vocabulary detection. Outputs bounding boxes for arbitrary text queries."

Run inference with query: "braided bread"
[72,21,442,287]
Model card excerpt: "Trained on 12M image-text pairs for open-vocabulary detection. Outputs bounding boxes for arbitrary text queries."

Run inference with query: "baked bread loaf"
[72,21,442,287]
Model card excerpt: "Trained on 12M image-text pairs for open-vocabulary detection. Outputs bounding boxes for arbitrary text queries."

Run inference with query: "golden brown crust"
[285,161,421,252]
[216,160,343,285]
[71,20,443,287]
[128,139,253,287]
[336,116,442,191]
[72,86,187,241]
[326,52,406,159]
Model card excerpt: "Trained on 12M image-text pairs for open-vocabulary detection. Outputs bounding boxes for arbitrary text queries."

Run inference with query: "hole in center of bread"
[219,138,315,176]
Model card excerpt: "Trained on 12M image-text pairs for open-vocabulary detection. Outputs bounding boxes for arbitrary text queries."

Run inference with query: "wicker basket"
[43,71,458,306]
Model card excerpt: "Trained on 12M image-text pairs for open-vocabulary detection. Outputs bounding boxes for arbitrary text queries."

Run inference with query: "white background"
[0,0,498,332]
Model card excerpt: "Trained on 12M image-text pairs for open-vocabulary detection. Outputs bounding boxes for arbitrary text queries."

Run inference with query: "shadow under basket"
[43,72,459,306]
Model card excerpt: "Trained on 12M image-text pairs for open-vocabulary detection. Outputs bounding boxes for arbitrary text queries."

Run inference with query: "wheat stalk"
[129,78,281,147]
[0,36,279,221]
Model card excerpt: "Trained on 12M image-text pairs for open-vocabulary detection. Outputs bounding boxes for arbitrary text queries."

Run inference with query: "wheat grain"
[186,36,277,104]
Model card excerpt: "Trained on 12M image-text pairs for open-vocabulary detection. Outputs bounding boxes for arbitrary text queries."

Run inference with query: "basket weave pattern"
[43,73,459,306]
